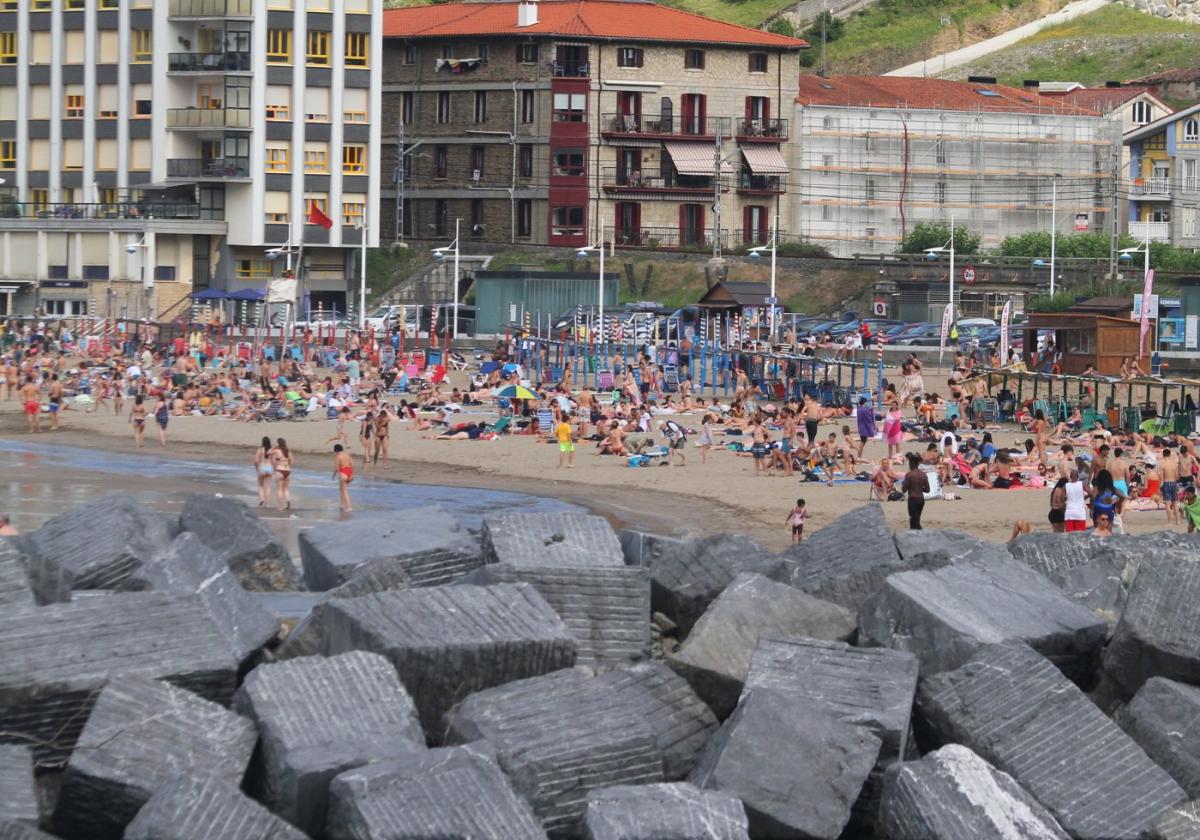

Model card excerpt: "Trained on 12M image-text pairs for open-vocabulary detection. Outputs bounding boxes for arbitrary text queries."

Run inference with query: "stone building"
[382,0,805,252]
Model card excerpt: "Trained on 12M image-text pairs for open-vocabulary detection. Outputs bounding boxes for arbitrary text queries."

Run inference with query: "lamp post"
[1049,173,1060,297]
[923,215,956,327]
[576,224,612,342]
[355,222,368,329]
[126,234,149,320]
[747,209,778,339]
[1120,232,1153,357]
[432,218,460,343]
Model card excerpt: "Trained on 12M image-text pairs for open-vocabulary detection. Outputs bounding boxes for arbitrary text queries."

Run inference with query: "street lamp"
[1049,173,1061,297]
[432,218,460,343]
[355,222,368,329]
[747,209,779,339]
[923,215,956,327]
[576,225,612,342]
[127,235,149,320]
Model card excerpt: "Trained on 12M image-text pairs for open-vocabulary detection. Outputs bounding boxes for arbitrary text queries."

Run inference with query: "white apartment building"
[0,0,380,320]
[792,75,1121,257]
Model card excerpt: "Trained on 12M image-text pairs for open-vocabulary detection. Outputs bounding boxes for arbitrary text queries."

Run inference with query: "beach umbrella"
[495,384,537,400]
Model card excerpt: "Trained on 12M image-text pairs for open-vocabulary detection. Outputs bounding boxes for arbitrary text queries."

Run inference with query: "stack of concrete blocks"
[178,495,298,591]
[123,776,308,840]
[0,746,38,829]
[581,783,749,840]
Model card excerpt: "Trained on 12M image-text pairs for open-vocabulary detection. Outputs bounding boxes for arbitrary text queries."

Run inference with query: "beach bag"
[887,489,903,501]
[993,477,1012,489]
[804,469,822,482]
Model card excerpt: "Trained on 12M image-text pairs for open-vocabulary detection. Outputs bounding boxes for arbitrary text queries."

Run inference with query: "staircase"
[375,255,491,308]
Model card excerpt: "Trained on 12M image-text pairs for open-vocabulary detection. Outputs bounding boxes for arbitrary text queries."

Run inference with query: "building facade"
[791,75,1121,258]
[382,0,804,253]
[1124,102,1200,248]
[0,0,381,319]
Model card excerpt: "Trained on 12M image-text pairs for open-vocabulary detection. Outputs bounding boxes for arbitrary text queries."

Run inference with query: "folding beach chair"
[536,407,554,438]
[597,370,614,390]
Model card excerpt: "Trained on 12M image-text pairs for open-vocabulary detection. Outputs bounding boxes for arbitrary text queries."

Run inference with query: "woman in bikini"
[270,438,293,510]
[254,436,273,507]
[333,444,353,513]
[152,393,170,447]
[130,394,148,448]
[374,404,392,466]
[359,410,375,467]
[1032,409,1049,466]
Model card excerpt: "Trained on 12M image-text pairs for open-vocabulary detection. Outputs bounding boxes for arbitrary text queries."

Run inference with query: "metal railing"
[167,52,252,73]
[167,107,251,129]
[601,167,717,191]
[169,0,253,16]
[737,118,788,140]
[737,174,784,192]
[601,113,733,137]
[167,158,249,179]
[1131,177,1171,196]
[550,61,589,78]
[613,227,762,250]
[1128,221,1171,243]
[0,202,202,220]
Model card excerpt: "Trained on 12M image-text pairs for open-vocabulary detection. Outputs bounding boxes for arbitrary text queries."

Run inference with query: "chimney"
[1022,79,1039,89]
[1105,80,1122,88]
[967,75,997,85]
[517,0,539,27]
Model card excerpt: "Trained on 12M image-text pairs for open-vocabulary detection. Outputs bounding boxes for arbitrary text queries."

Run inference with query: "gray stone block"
[619,529,686,568]
[326,745,546,840]
[1146,801,1200,840]
[22,492,173,591]
[53,677,256,840]
[650,534,785,637]
[482,511,625,568]
[0,746,37,825]
[234,652,425,836]
[299,507,480,591]
[859,555,1107,681]
[669,573,855,718]
[689,688,881,840]
[878,744,1069,840]
[596,662,719,781]
[918,642,1187,840]
[316,583,576,737]
[582,783,749,840]
[0,593,240,767]
[1104,553,1200,698]
[0,821,58,840]
[1007,533,1130,626]
[0,541,37,608]
[444,669,663,837]
[178,494,297,591]
[10,535,72,606]
[462,562,650,670]
[123,774,308,840]
[132,532,280,662]
[894,528,1007,568]
[1117,677,1200,798]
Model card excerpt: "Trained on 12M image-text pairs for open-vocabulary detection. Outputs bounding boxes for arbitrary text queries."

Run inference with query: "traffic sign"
[962,265,977,285]
[765,296,778,305]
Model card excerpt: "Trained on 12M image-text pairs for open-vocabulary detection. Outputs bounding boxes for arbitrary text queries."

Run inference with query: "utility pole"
[395,118,404,244]
[1109,140,1120,281]
[713,127,722,258]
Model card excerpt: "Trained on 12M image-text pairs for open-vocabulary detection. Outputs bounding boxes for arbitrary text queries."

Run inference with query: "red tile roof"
[1039,86,1158,113]
[383,0,807,49]
[1128,67,1200,84]
[797,75,1099,115]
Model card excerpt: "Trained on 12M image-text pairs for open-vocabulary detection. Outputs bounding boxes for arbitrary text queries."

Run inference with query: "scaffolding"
[793,101,1122,255]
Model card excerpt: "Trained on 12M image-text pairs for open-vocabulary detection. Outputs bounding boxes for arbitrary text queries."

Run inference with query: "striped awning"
[741,145,789,174]
[664,141,733,176]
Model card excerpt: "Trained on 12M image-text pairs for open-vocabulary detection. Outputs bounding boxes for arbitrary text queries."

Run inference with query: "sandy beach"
[1,390,1184,547]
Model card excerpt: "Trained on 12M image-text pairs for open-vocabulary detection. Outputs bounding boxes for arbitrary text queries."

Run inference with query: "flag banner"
[1000,300,1012,364]
[938,302,954,364]
[266,275,297,304]
[307,201,334,230]
[1139,269,1155,359]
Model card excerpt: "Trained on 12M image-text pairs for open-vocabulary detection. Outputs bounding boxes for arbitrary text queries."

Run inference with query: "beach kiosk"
[697,281,775,339]
[1022,297,1143,376]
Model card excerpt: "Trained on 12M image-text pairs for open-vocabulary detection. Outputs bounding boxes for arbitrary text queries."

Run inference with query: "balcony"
[167,108,251,129]
[601,113,733,140]
[736,118,789,142]
[1131,177,1171,198]
[602,168,721,196]
[169,0,253,17]
[613,227,759,251]
[0,202,202,221]
[550,61,590,78]
[1128,221,1171,243]
[167,52,252,73]
[737,174,784,194]
[167,158,250,180]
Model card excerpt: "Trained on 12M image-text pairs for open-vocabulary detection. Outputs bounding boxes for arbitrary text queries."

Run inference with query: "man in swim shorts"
[20,377,40,433]
[47,373,63,430]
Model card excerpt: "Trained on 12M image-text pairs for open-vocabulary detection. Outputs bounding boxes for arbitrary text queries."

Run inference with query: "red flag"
[307,201,333,230]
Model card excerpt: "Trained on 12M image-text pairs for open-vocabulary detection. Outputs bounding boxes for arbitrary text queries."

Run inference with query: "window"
[32,0,50,10]
[518,145,533,178]
[131,29,152,63]
[97,85,118,118]
[267,29,292,63]
[434,145,447,178]
[934,138,945,165]
[265,143,290,172]
[304,87,329,121]
[345,32,368,67]
[521,90,535,124]
[471,145,485,179]
[1185,119,1199,142]
[343,89,368,123]
[30,190,49,213]
[684,49,704,69]
[343,144,366,174]
[64,93,85,118]
[266,92,291,121]
[1183,206,1198,238]
[132,83,152,117]
[305,194,329,220]
[401,91,414,125]
[471,199,483,236]
[936,177,946,205]
[517,43,538,63]
[474,91,487,123]
[434,199,447,235]
[553,92,586,122]
[553,148,584,177]
[304,143,328,173]
[617,47,643,68]
[865,178,875,201]
[306,30,330,66]
[66,0,85,8]
[441,44,454,59]
[517,199,532,238]
[130,138,152,170]
[1133,101,1152,125]
[0,32,15,65]
[343,196,365,226]
[551,206,584,236]
[404,44,417,64]
[100,0,118,7]
[0,140,13,169]
[238,258,274,278]
[97,138,117,170]
[437,92,451,123]
[748,52,767,73]
[98,30,119,63]
[1185,159,1198,191]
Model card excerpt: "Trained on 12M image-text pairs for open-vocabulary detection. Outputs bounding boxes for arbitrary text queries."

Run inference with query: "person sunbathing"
[871,458,897,500]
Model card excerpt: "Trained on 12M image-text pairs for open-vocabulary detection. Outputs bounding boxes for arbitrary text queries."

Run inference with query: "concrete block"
[669,573,855,718]
[0,746,37,825]
[317,583,576,737]
[894,528,1007,568]
[0,593,240,767]
[1117,677,1200,798]
[689,689,881,840]
[124,774,308,840]
[878,744,1069,840]
[53,677,256,840]
[482,511,625,568]
[178,495,297,591]
[1007,533,1130,626]
[234,652,425,836]
[859,555,1107,681]
[299,507,480,591]
[0,541,37,608]
[582,783,749,840]
[1146,801,1200,840]
[0,822,58,840]
[619,529,686,568]
[918,642,1187,840]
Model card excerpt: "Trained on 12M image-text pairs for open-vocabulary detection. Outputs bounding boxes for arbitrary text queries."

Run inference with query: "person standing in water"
[254,436,273,507]
[271,437,293,511]
[153,392,170,447]
[333,444,353,513]
[129,394,148,448]
[374,404,392,466]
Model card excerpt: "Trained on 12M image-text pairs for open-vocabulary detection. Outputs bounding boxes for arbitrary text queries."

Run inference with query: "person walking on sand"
[129,394,148,448]
[883,402,904,462]
[787,498,807,543]
[374,404,392,467]
[1161,447,1181,526]
[254,436,273,507]
[47,373,63,430]
[556,411,576,469]
[1064,469,1089,533]
[333,444,353,513]
[20,376,40,433]
[152,393,170,447]
[855,397,876,459]
[901,452,930,530]
[270,437,293,511]
[696,412,715,464]
[359,410,375,468]
[660,418,687,467]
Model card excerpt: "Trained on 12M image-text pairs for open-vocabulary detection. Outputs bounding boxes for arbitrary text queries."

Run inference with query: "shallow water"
[0,440,582,557]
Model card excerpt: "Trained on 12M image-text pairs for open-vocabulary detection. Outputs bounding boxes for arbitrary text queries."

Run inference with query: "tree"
[897,221,981,256]
[802,11,844,44]
[767,17,795,37]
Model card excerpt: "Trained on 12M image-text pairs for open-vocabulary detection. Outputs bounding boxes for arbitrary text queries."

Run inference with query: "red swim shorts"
[1065,519,1088,532]
[24,400,39,416]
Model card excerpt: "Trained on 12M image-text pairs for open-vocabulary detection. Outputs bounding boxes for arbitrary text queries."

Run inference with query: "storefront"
[38,280,90,317]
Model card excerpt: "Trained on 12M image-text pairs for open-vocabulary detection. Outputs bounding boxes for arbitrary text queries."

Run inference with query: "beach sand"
[1,394,1182,548]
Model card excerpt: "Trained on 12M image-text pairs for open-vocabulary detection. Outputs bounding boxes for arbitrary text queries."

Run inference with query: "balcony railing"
[550,61,589,78]
[0,202,202,221]
[737,174,784,193]
[736,118,788,141]
[1128,221,1171,243]
[169,0,253,16]
[1131,177,1171,197]
[613,227,763,250]
[601,113,733,138]
[167,107,251,129]
[602,168,718,192]
[167,158,249,179]
[167,52,252,73]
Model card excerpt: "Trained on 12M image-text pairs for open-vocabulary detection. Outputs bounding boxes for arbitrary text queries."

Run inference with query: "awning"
[191,288,228,301]
[664,141,733,176]
[227,288,265,301]
[741,145,789,174]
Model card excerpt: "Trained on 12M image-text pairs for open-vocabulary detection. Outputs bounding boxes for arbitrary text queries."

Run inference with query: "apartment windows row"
[266,86,370,123]
[1,28,152,66]
[264,142,368,174]
[4,137,156,171]
[399,89,541,128]
[9,84,153,120]
[267,30,369,68]
[263,192,367,226]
